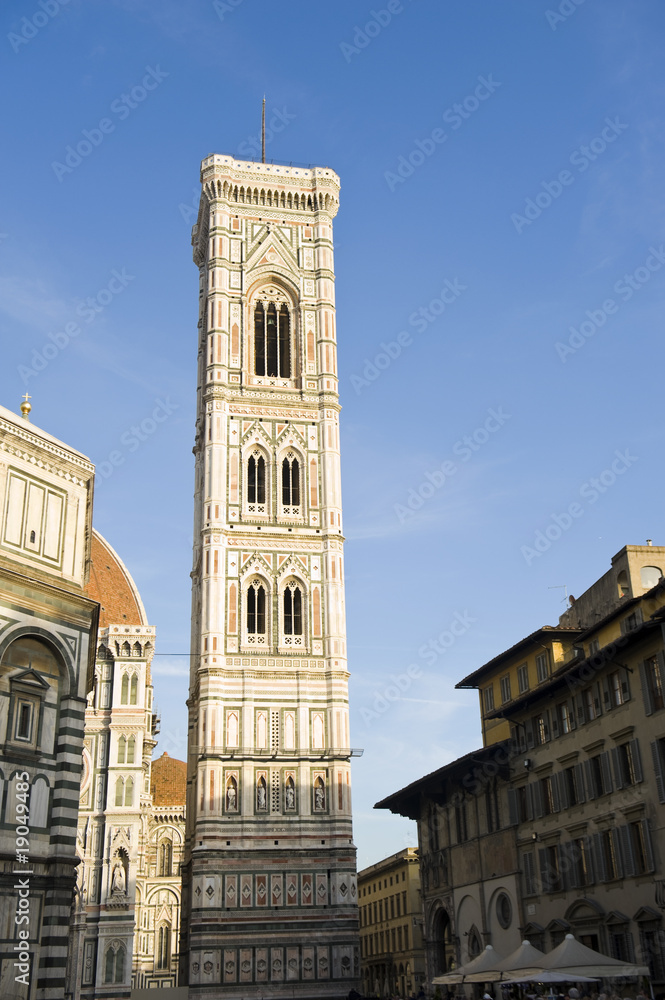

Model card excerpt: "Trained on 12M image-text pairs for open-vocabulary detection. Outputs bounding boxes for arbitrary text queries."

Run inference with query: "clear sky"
[2,0,665,870]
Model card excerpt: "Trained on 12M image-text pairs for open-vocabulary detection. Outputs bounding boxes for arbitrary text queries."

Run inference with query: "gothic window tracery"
[254,299,290,378]
[282,580,304,647]
[246,449,267,515]
[104,943,126,984]
[246,579,268,646]
[281,453,301,515]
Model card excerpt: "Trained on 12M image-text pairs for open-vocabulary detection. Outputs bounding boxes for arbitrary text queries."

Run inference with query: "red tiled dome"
[151,752,187,806]
[85,529,147,627]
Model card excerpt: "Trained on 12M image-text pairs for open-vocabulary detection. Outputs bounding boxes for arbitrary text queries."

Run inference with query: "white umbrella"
[540,934,649,978]
[501,973,599,985]
[492,940,549,981]
[432,945,504,985]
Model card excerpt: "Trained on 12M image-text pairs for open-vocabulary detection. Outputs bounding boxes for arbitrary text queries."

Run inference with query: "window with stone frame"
[280,452,302,516]
[245,578,269,647]
[281,580,305,648]
[254,298,291,378]
[642,654,665,712]
[246,448,268,516]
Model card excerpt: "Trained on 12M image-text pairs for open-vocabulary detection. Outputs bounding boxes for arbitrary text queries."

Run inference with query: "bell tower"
[181,154,359,998]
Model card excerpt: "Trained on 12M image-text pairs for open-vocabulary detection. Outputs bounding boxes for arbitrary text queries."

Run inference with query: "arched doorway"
[430,907,455,976]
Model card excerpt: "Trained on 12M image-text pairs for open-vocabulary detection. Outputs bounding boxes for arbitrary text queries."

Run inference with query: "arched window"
[124,777,134,807]
[246,580,267,643]
[254,300,290,377]
[117,736,126,763]
[130,675,138,705]
[104,944,126,984]
[247,451,266,511]
[281,455,300,508]
[115,777,124,807]
[127,735,135,764]
[157,924,170,969]
[121,674,129,704]
[284,584,303,636]
[158,840,172,877]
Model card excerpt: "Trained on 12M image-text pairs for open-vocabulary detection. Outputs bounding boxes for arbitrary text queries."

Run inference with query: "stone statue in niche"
[314,781,325,811]
[285,781,295,810]
[256,780,266,811]
[111,862,126,895]
[226,780,237,811]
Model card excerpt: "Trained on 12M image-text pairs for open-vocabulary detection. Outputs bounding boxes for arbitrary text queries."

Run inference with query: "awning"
[540,934,650,978]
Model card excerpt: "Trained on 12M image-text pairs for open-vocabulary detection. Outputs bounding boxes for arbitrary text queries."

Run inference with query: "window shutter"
[550,776,560,813]
[557,772,569,811]
[621,668,631,703]
[593,681,603,717]
[602,677,612,711]
[592,833,607,882]
[611,747,625,790]
[525,718,535,750]
[574,763,586,804]
[618,825,635,878]
[631,739,643,783]
[568,700,576,730]
[650,740,665,803]
[584,759,597,800]
[525,784,535,821]
[538,848,550,893]
[560,842,576,889]
[550,708,560,739]
[641,819,655,874]
[507,788,519,826]
[584,835,595,884]
[532,782,544,819]
[575,693,585,725]
[523,851,536,896]
[640,660,655,715]
[600,752,613,795]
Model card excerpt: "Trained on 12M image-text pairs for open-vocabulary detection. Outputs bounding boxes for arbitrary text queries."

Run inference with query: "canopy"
[541,934,650,978]
[494,940,548,978]
[501,972,599,985]
[432,945,502,985]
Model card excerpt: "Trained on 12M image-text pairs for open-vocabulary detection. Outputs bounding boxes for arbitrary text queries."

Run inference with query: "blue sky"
[2,0,665,869]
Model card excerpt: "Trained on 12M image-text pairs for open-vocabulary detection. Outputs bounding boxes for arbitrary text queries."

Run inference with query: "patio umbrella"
[432,945,502,985]
[501,972,599,985]
[492,940,549,981]
[540,934,649,978]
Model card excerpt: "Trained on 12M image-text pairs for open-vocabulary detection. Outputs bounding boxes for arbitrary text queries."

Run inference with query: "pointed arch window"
[115,776,124,807]
[117,736,126,764]
[130,675,138,705]
[127,734,135,764]
[254,299,290,377]
[121,674,129,704]
[283,583,303,647]
[158,840,172,877]
[124,777,134,807]
[157,924,171,969]
[247,450,267,514]
[246,580,267,645]
[281,454,300,510]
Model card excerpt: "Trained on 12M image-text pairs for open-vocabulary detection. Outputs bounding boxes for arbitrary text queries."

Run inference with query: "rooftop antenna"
[549,584,569,605]
[261,96,266,163]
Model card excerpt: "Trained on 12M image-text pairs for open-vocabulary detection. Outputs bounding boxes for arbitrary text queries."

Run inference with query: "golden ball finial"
[20,392,32,420]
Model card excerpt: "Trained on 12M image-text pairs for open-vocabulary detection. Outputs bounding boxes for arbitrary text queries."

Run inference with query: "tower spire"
[261,95,266,163]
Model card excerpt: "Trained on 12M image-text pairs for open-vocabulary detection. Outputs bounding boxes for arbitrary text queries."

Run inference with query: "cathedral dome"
[85,529,148,627]
[151,752,187,805]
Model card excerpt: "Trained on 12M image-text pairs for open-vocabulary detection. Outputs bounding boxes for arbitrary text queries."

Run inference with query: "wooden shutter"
[556,771,569,811]
[574,763,586,804]
[618,825,636,878]
[641,819,655,873]
[523,851,536,896]
[507,788,519,826]
[584,759,597,800]
[631,739,643,783]
[592,832,607,882]
[640,660,655,715]
[600,752,613,795]
[611,747,625,790]
[651,740,665,803]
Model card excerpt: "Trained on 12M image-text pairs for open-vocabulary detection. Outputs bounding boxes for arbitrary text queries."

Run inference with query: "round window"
[496,892,512,929]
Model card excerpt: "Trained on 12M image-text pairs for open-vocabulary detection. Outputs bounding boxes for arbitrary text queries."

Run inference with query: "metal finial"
[20,392,32,421]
